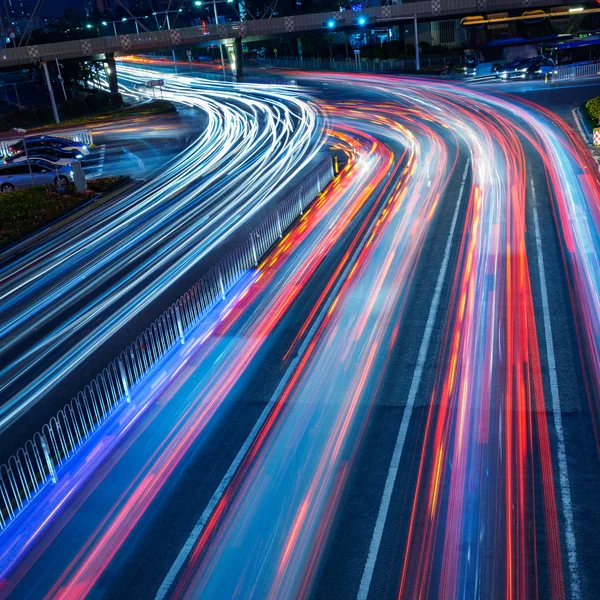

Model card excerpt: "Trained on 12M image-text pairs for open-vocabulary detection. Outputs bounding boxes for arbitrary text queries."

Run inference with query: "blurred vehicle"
[5,146,84,166]
[440,63,476,79]
[494,56,556,80]
[528,56,556,77]
[9,135,89,156]
[0,160,74,192]
[494,59,530,79]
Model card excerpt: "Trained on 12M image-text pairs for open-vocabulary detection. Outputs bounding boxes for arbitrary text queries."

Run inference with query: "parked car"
[494,56,556,80]
[528,56,556,78]
[0,161,74,192]
[9,135,89,156]
[494,59,531,79]
[5,146,84,166]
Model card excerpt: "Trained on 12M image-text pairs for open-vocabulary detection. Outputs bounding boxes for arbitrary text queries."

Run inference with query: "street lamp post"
[152,9,184,73]
[100,17,141,37]
[194,0,232,79]
[413,15,420,72]
[213,1,226,78]
[14,128,34,186]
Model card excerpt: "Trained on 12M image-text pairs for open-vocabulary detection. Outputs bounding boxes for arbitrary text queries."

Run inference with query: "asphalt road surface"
[0,66,321,453]
[1,72,599,600]
[82,110,196,180]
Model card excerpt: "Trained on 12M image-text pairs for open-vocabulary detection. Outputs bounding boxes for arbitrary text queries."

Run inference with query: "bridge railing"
[0,0,562,68]
[257,56,454,73]
[553,62,600,81]
[0,157,334,532]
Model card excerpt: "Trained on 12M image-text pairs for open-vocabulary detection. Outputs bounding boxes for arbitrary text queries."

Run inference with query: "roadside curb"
[0,178,140,263]
[571,107,600,173]
[573,107,592,144]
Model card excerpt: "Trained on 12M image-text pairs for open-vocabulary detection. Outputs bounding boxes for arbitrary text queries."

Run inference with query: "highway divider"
[0,157,334,532]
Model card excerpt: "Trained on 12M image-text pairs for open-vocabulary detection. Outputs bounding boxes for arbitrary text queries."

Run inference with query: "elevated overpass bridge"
[0,0,584,85]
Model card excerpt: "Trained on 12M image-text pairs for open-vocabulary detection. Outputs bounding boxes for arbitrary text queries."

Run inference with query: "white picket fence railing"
[0,157,334,532]
[552,62,600,82]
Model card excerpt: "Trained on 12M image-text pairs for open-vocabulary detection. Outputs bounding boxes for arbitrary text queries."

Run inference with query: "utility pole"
[40,59,59,124]
[413,15,420,71]
[213,0,227,78]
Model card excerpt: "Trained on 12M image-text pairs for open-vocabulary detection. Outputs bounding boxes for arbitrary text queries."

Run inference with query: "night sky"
[39,0,84,17]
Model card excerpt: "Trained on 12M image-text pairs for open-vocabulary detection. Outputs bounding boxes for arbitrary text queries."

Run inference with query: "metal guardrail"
[257,56,456,73]
[552,62,600,81]
[0,157,334,532]
[134,61,293,86]
[0,130,93,157]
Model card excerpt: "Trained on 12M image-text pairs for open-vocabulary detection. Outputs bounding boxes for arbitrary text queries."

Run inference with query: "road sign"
[186,49,192,57]
[146,79,165,88]
[354,49,360,55]
[594,128,600,146]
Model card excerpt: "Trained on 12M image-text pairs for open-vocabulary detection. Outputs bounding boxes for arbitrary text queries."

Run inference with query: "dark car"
[9,135,89,156]
[527,56,556,78]
[495,59,532,79]
[5,146,84,166]
[495,56,556,80]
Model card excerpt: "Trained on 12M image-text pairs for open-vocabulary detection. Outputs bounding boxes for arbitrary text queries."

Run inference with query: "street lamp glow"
[358,16,366,25]
[122,17,127,21]
[86,23,93,29]
[194,1,202,5]
[327,19,335,28]
[102,21,107,25]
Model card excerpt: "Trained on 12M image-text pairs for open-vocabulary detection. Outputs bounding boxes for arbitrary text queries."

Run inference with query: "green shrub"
[73,98,88,115]
[585,96,600,124]
[35,106,53,123]
[0,175,129,247]
[61,99,76,117]
[109,92,123,107]
[96,90,111,105]
[85,93,103,111]
[22,108,39,125]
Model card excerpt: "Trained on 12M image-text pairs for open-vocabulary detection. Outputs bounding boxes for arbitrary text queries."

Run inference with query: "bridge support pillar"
[224,38,243,80]
[104,53,119,94]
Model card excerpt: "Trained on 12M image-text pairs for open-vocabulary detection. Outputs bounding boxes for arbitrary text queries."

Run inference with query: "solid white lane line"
[530,177,581,600]
[357,159,470,600]
[156,161,395,600]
